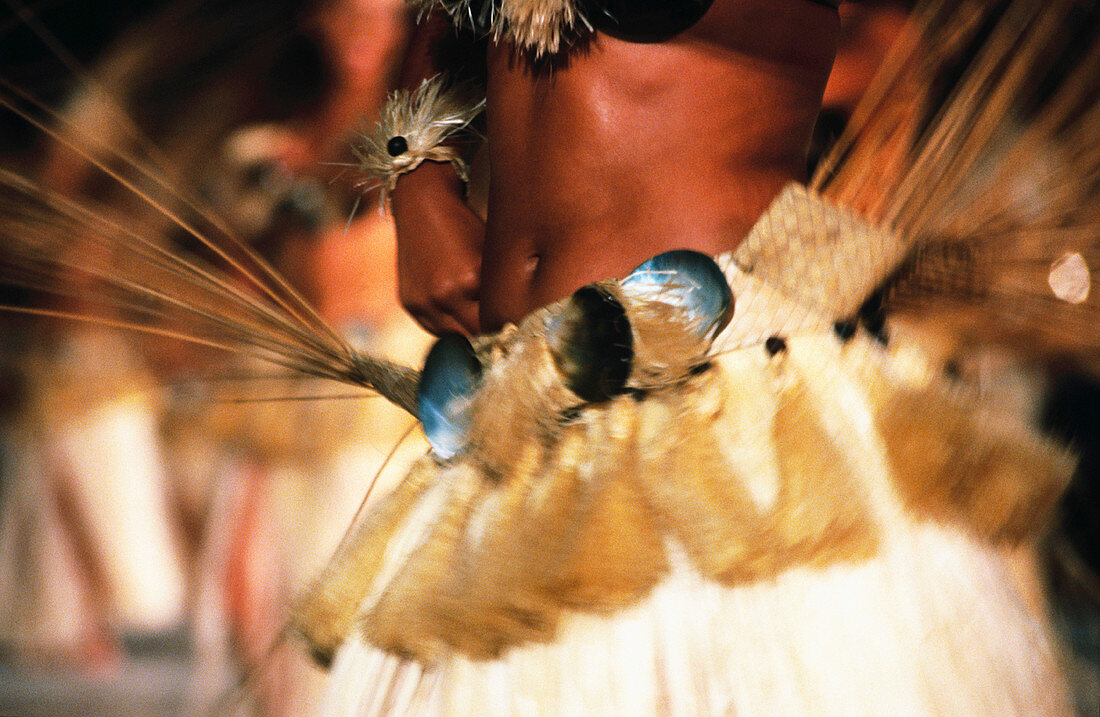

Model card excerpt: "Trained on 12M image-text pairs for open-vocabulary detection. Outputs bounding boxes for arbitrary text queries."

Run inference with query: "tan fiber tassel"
[360,464,486,663]
[292,458,442,664]
[860,354,1075,544]
[550,397,667,611]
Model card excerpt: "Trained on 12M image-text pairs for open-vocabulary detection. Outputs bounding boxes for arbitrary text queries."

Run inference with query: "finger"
[425,278,479,333]
[427,299,479,336]
[407,304,471,338]
[451,300,481,336]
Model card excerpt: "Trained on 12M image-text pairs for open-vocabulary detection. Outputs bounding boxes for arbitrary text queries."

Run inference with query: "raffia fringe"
[294,185,1074,668]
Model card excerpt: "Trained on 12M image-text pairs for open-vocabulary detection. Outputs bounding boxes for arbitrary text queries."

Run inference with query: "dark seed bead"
[863,312,887,339]
[386,135,409,157]
[560,407,583,423]
[309,646,334,669]
[764,336,787,356]
[859,289,887,340]
[833,319,857,341]
[688,361,713,376]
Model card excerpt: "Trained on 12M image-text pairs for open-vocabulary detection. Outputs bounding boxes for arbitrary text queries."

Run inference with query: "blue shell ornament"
[418,334,482,460]
[620,249,734,340]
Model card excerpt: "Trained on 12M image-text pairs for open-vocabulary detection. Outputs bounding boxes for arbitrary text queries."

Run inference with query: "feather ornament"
[351,76,484,206]
[406,0,591,57]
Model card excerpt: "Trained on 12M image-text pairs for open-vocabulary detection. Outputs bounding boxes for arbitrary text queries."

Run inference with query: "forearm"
[391,157,478,223]
[391,160,485,336]
[391,156,485,260]
[385,35,487,265]
[377,13,486,335]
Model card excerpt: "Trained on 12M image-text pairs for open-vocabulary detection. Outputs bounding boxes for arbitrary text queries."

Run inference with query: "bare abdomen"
[476,6,837,330]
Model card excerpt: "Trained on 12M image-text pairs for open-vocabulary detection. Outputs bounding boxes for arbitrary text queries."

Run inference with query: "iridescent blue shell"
[418,334,482,460]
[621,249,733,339]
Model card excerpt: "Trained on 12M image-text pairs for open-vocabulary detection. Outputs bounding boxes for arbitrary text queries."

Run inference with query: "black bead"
[386,135,409,157]
[559,406,583,423]
[764,336,787,356]
[688,360,713,376]
[858,289,890,346]
[833,319,857,342]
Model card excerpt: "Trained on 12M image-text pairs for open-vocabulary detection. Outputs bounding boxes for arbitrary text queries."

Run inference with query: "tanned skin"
[391,0,841,336]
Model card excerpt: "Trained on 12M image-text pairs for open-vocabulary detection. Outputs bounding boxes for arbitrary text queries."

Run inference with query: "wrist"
[391,160,483,227]
[393,158,467,200]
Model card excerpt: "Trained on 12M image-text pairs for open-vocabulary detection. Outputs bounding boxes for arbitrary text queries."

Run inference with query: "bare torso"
[390,0,841,335]
[478,0,840,329]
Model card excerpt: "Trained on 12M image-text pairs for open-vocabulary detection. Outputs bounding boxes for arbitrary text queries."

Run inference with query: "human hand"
[391,161,484,336]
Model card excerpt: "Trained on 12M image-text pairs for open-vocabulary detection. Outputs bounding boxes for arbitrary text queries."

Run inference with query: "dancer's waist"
[479,208,754,331]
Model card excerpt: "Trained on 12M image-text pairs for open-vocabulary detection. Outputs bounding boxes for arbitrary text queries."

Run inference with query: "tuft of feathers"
[351,76,484,206]
[407,0,591,57]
